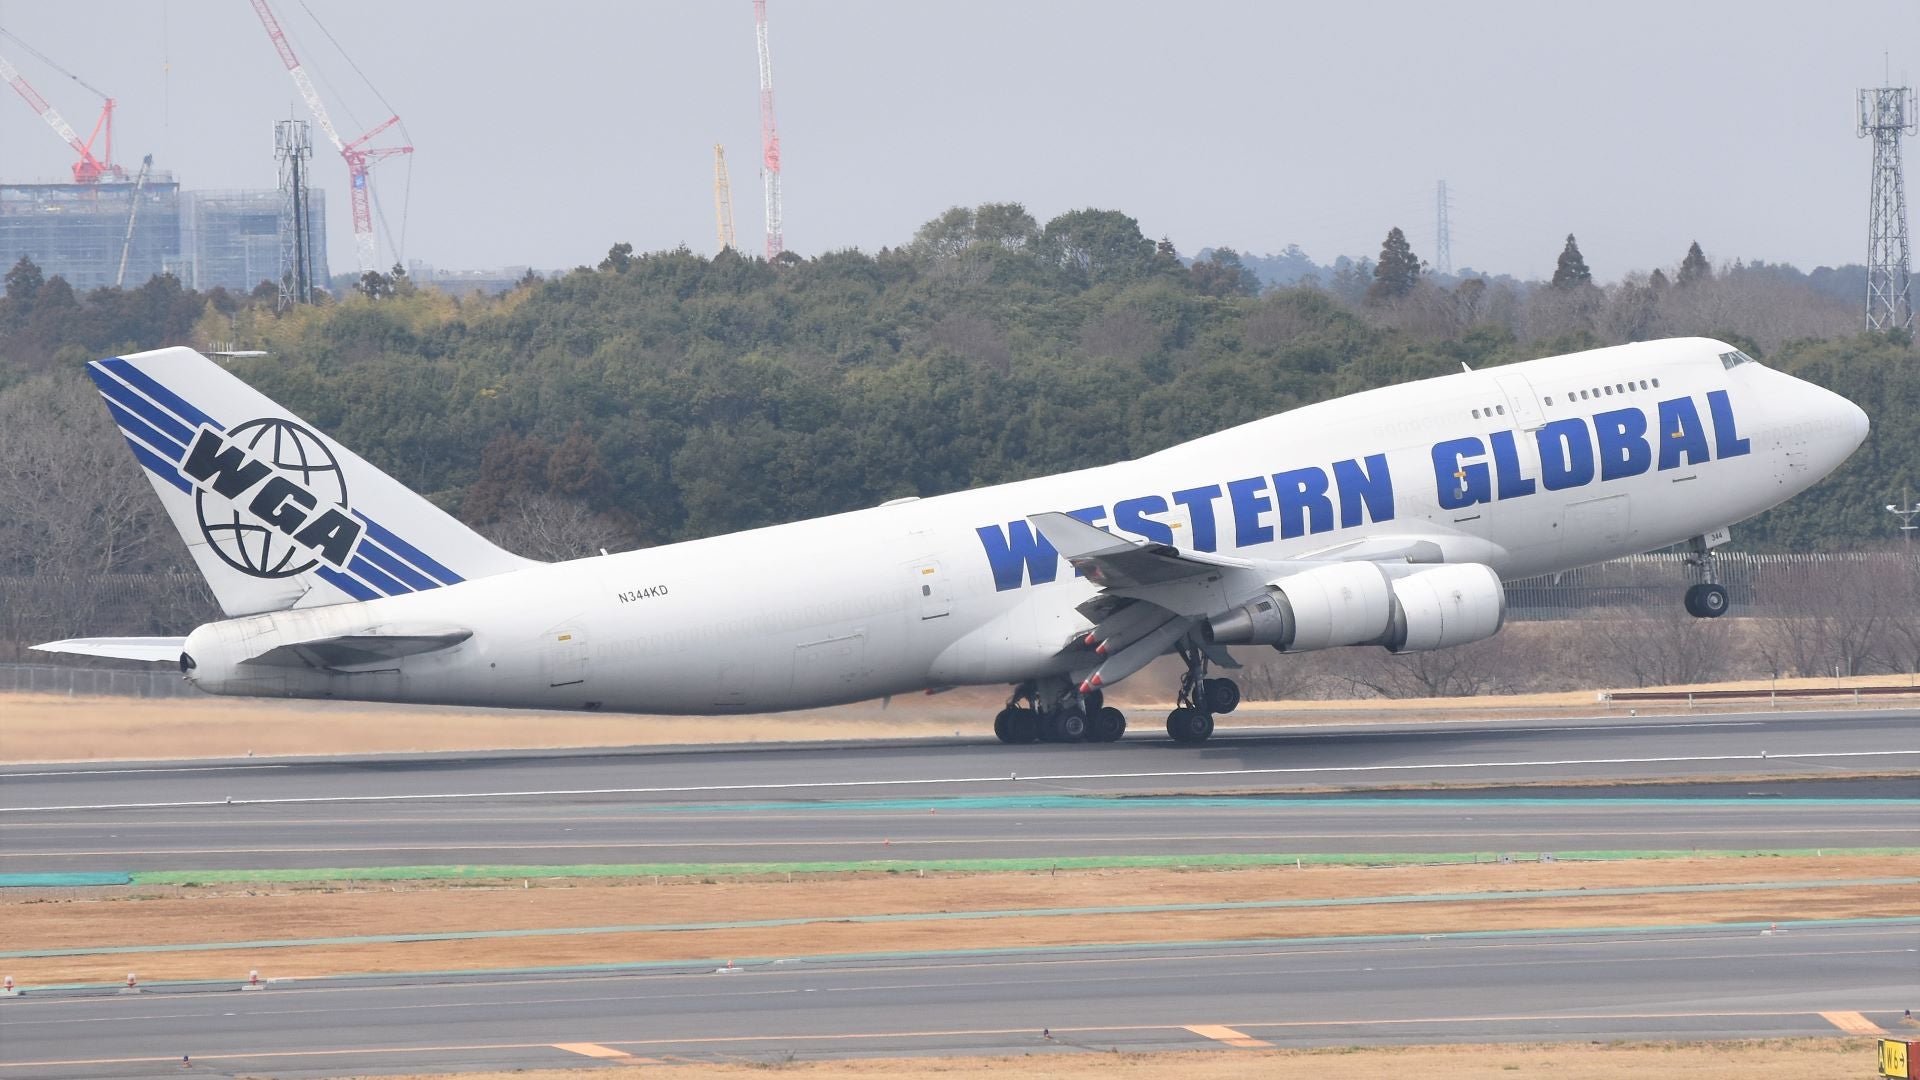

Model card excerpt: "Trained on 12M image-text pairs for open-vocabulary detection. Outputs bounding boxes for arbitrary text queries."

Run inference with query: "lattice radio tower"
[1859,83,1916,331]
[275,117,316,309]
[714,144,737,253]
[1434,180,1453,276]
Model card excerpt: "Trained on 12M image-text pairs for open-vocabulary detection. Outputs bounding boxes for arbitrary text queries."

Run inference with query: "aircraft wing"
[32,637,187,663]
[1026,512,1252,589]
[241,628,473,670]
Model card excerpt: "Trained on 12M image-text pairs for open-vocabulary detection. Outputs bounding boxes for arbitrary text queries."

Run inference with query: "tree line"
[0,205,1914,592]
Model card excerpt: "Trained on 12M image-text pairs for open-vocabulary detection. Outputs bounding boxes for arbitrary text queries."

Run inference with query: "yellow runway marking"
[554,1042,660,1063]
[1819,1010,1885,1034]
[1185,1024,1273,1048]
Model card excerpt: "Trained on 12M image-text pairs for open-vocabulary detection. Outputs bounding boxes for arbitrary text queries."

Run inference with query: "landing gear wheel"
[1001,707,1039,744]
[1166,707,1214,744]
[1088,706,1127,743]
[1050,709,1088,742]
[1202,677,1240,715]
[1684,582,1729,619]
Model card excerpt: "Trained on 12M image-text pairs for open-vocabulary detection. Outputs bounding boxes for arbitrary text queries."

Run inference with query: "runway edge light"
[1881,1037,1915,1080]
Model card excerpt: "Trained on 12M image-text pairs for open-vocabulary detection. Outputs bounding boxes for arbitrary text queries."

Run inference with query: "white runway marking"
[4,748,1916,814]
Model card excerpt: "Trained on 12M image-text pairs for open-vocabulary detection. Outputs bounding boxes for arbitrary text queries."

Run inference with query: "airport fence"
[0,663,201,698]
[1502,550,1918,619]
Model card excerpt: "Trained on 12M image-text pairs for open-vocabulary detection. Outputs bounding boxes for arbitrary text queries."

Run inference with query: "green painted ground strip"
[11,876,1914,960]
[0,872,131,888]
[20,914,1920,994]
[125,846,1920,885]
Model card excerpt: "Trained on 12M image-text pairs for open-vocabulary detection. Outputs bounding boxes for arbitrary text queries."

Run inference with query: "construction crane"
[0,30,125,183]
[115,154,155,287]
[753,0,784,260]
[248,0,412,274]
[713,144,737,253]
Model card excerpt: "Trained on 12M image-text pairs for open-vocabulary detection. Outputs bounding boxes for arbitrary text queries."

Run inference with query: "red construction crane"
[754,0,784,260]
[0,31,125,184]
[248,0,411,274]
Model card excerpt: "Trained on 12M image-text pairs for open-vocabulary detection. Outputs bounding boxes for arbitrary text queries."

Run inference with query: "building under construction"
[0,177,182,292]
[0,179,327,294]
[184,188,327,294]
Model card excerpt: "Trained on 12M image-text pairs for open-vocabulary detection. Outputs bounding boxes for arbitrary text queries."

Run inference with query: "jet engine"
[1205,561,1505,654]
[1373,563,1506,653]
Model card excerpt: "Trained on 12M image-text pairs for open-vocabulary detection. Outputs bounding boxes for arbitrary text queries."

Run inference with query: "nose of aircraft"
[1838,393,1870,451]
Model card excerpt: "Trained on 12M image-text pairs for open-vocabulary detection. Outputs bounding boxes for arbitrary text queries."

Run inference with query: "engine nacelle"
[1374,563,1506,653]
[1206,561,1393,652]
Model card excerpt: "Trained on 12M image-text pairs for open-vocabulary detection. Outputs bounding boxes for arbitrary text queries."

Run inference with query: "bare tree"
[478,490,638,562]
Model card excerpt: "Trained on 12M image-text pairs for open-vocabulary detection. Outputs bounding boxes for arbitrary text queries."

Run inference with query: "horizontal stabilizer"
[32,637,186,663]
[1027,512,1246,589]
[242,627,473,670]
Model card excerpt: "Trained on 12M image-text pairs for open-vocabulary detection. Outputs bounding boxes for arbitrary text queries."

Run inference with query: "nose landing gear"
[1684,533,1731,619]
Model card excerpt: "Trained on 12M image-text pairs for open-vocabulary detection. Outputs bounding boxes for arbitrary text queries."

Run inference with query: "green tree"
[1041,208,1155,284]
[1678,241,1712,286]
[5,256,44,304]
[599,242,634,273]
[1552,234,1592,288]
[1367,227,1420,303]
[1189,247,1261,297]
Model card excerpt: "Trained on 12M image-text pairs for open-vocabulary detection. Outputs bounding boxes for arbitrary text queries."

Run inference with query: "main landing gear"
[993,642,1241,747]
[1683,535,1730,619]
[994,680,1128,744]
[1167,640,1238,744]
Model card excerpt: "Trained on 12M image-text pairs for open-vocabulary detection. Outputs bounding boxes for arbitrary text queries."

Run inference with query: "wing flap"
[242,627,473,670]
[1026,511,1247,589]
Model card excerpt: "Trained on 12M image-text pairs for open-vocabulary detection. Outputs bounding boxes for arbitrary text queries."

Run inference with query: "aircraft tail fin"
[85,346,536,617]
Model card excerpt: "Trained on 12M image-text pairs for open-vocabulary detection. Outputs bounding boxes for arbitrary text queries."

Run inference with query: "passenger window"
[1639,379,1649,390]
[1603,386,1613,396]
[1472,408,1481,419]
[1652,377,1660,388]
[1496,405,1506,415]
[1544,395,1554,405]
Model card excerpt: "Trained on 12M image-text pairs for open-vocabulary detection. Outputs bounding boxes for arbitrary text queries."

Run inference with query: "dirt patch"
[5,669,1916,763]
[8,856,1911,986]
[370,1039,1884,1080]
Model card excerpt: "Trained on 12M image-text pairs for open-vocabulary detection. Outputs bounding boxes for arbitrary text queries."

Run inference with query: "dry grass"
[364,1039,1887,1079]
[8,855,1911,987]
[4,669,1916,763]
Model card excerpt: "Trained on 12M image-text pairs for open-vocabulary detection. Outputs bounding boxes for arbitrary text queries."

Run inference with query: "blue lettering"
[1487,431,1535,500]
[1112,495,1174,545]
[1332,453,1395,527]
[1171,485,1223,552]
[976,521,1059,591]
[1273,466,1333,539]
[1537,418,1595,491]
[1656,396,1711,470]
[1432,437,1491,510]
[1593,407,1651,481]
[1227,476,1274,548]
[1707,389,1751,458]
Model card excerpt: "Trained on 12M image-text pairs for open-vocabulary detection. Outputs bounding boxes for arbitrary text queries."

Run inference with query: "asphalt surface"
[3,921,1915,1077]
[2,711,1915,872]
[1,708,1915,1076]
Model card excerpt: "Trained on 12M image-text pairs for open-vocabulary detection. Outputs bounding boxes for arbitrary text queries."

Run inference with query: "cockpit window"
[1719,349,1757,369]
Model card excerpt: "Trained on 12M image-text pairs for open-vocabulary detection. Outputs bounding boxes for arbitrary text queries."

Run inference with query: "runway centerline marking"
[1819,1010,1886,1034]
[1184,1024,1274,1048]
[7,749,1917,813]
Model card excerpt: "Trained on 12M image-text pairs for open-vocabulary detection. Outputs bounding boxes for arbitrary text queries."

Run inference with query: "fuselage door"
[912,559,951,620]
[1494,371,1546,431]
[542,628,588,688]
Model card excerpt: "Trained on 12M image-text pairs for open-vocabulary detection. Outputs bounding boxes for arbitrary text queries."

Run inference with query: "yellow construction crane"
[713,143,737,253]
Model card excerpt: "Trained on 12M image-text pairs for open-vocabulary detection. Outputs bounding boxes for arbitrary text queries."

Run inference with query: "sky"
[1,1,1914,281]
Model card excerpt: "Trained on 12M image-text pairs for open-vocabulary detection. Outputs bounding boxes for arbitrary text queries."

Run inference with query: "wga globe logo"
[185,418,362,579]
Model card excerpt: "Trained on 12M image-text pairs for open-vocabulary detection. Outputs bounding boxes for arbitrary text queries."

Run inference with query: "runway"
[3,920,1915,1077]
[1,708,1915,1076]
[1,710,1915,874]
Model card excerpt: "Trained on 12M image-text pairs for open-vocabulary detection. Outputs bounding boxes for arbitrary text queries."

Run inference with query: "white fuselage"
[181,338,1868,713]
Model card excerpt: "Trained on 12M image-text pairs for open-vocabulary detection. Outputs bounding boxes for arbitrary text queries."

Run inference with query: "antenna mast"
[277,118,316,308]
[248,0,411,274]
[753,0,784,259]
[1859,84,1917,331]
[714,144,737,253]
[1434,180,1453,277]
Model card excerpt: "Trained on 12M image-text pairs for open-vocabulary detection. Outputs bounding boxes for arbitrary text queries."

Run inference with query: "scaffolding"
[0,177,180,291]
